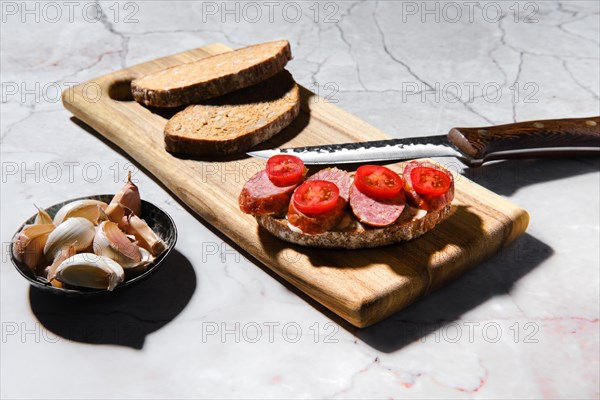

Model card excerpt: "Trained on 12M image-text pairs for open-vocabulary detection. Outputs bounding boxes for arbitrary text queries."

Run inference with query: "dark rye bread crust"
[164,70,300,156]
[255,204,452,249]
[132,40,292,107]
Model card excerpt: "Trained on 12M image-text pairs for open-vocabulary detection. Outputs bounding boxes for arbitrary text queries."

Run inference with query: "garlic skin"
[105,201,127,229]
[44,217,95,261]
[108,172,141,217]
[93,221,142,269]
[52,200,108,225]
[34,205,53,225]
[138,247,154,266]
[53,253,125,291]
[121,215,166,256]
[13,224,55,272]
[127,247,154,273]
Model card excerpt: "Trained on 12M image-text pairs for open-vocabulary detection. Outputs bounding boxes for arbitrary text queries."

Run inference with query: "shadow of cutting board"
[62,43,529,328]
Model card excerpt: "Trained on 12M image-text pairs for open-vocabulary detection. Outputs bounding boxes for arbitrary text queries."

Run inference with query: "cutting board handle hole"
[107,78,136,101]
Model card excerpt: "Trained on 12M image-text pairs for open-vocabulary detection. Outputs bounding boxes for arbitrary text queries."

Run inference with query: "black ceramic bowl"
[11,194,177,296]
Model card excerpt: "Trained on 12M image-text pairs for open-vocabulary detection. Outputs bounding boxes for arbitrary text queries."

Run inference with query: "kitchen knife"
[248,116,600,167]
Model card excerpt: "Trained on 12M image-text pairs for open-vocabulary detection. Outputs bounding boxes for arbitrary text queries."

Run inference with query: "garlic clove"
[34,205,53,225]
[121,214,166,256]
[52,200,108,225]
[97,206,109,223]
[93,221,142,269]
[13,224,55,272]
[105,201,127,228]
[139,246,154,264]
[126,247,155,274]
[46,245,77,282]
[44,217,95,261]
[109,171,141,217]
[53,253,125,291]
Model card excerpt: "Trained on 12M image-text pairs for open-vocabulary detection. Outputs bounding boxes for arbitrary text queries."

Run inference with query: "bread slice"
[132,40,292,107]
[255,204,452,249]
[164,70,300,156]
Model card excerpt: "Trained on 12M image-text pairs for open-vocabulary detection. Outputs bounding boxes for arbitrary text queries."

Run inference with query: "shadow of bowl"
[29,249,196,349]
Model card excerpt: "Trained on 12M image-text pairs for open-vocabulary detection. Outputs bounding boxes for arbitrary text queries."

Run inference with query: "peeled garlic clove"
[46,245,77,282]
[93,221,142,269]
[34,205,53,225]
[44,217,95,261]
[122,215,166,256]
[52,200,108,225]
[13,224,55,272]
[109,171,141,217]
[54,253,125,291]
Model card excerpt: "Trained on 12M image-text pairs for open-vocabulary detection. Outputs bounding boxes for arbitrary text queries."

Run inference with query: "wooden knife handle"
[448,116,600,160]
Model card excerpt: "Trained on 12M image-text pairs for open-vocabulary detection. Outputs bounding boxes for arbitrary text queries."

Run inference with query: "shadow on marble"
[29,249,196,349]
[254,222,552,353]
[356,232,553,352]
[464,157,600,196]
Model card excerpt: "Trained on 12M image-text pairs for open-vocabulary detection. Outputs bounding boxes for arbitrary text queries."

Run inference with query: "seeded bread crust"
[132,40,292,108]
[255,204,452,249]
[164,70,300,156]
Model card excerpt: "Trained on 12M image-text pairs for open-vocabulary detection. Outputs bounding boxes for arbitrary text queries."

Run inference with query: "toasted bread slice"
[132,40,292,107]
[255,204,452,249]
[164,70,300,156]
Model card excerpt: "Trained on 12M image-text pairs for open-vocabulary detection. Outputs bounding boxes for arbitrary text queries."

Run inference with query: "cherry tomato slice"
[354,165,404,200]
[292,180,340,215]
[410,167,452,196]
[266,155,305,187]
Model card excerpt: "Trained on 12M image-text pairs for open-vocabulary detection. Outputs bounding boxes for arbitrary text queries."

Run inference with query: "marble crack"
[220,262,248,291]
[372,356,489,394]
[556,1,579,19]
[310,54,331,85]
[512,52,525,122]
[1,104,35,142]
[334,24,369,91]
[1,106,58,143]
[498,13,600,105]
[330,0,369,91]
[557,21,600,46]
[96,0,130,68]
[497,12,598,60]
[1,48,118,143]
[561,59,600,100]
[56,50,121,85]
[326,357,380,399]
[556,1,600,45]
[372,1,493,124]
[487,16,510,88]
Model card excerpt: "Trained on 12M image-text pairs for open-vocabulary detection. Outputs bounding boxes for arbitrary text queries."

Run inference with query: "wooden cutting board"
[62,43,529,328]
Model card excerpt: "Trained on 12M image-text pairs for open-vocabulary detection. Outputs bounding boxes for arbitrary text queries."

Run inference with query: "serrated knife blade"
[247,135,466,165]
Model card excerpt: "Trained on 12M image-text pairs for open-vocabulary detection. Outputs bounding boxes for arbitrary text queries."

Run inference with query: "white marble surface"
[1,1,599,398]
